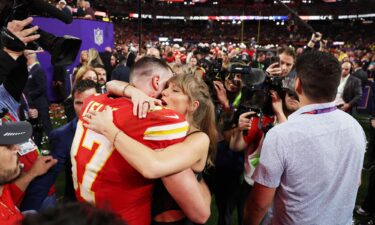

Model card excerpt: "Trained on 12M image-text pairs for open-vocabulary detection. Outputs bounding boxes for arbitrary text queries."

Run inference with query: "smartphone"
[270,56,280,65]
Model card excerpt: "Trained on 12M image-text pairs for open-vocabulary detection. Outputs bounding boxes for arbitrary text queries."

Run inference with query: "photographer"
[0,17,40,121]
[266,46,296,78]
[204,66,246,225]
[1,17,58,211]
[216,46,297,223]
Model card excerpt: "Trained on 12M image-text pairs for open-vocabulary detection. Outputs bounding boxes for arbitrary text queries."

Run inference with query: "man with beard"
[93,64,107,92]
[0,121,56,225]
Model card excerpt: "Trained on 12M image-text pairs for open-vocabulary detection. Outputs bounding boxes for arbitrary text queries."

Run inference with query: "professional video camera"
[193,45,210,56]
[230,52,251,65]
[226,63,290,132]
[198,57,225,100]
[0,0,82,66]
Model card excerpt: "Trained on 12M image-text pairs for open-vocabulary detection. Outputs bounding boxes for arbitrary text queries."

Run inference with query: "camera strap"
[232,92,242,108]
[0,27,26,52]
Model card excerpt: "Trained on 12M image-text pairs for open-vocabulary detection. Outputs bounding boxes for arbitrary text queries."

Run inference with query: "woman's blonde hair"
[79,50,89,65]
[74,65,97,84]
[88,48,104,67]
[168,74,218,167]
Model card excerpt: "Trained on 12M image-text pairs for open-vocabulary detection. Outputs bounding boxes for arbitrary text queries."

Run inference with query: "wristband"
[122,83,132,96]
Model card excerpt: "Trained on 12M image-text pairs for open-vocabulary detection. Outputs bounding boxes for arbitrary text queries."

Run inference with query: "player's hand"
[83,106,116,136]
[238,112,256,131]
[270,90,283,115]
[127,87,162,118]
[7,17,40,45]
[266,63,282,77]
[29,156,57,178]
[213,81,229,109]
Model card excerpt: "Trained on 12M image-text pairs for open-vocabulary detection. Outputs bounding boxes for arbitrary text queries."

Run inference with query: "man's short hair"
[91,62,106,70]
[129,56,172,83]
[72,79,97,98]
[353,59,363,67]
[296,51,341,102]
[277,45,296,60]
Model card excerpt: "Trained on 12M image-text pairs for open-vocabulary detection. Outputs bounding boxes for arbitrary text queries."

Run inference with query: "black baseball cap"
[0,122,32,145]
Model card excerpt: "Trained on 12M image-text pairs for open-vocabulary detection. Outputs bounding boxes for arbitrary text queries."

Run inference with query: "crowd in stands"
[100,0,375,17]
[113,19,375,48]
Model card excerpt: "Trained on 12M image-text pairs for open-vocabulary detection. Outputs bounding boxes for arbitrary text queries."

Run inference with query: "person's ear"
[151,75,160,92]
[294,77,302,95]
[189,100,200,112]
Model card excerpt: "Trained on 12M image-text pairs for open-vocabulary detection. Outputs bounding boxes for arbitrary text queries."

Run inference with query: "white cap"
[59,0,67,5]
[173,44,180,48]
[179,47,186,52]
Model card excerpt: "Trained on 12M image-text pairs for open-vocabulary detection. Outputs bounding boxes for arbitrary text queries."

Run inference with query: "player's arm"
[84,106,209,179]
[162,169,211,224]
[105,80,161,118]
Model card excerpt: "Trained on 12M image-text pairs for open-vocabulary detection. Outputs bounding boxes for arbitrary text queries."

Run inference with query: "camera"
[225,64,287,131]
[198,57,225,106]
[0,0,82,66]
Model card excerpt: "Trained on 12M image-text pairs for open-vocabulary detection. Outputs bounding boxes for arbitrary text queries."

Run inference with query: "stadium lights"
[127,13,375,21]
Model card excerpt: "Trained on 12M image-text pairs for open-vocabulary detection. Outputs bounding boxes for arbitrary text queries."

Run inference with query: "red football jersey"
[71,94,188,225]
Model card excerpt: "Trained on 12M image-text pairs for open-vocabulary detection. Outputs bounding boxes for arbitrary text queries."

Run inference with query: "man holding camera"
[1,17,58,211]
[209,65,255,225]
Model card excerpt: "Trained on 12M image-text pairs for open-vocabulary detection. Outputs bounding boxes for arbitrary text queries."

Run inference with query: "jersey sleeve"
[114,106,188,149]
[78,93,105,120]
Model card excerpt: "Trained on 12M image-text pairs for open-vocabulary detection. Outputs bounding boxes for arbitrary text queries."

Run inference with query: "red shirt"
[243,116,274,172]
[71,94,188,225]
[0,184,24,225]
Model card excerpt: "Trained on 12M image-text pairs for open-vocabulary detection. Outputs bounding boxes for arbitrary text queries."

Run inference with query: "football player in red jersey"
[84,74,217,224]
[71,57,210,225]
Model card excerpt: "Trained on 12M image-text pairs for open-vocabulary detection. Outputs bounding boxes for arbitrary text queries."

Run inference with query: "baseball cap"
[0,122,32,145]
[59,0,67,4]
